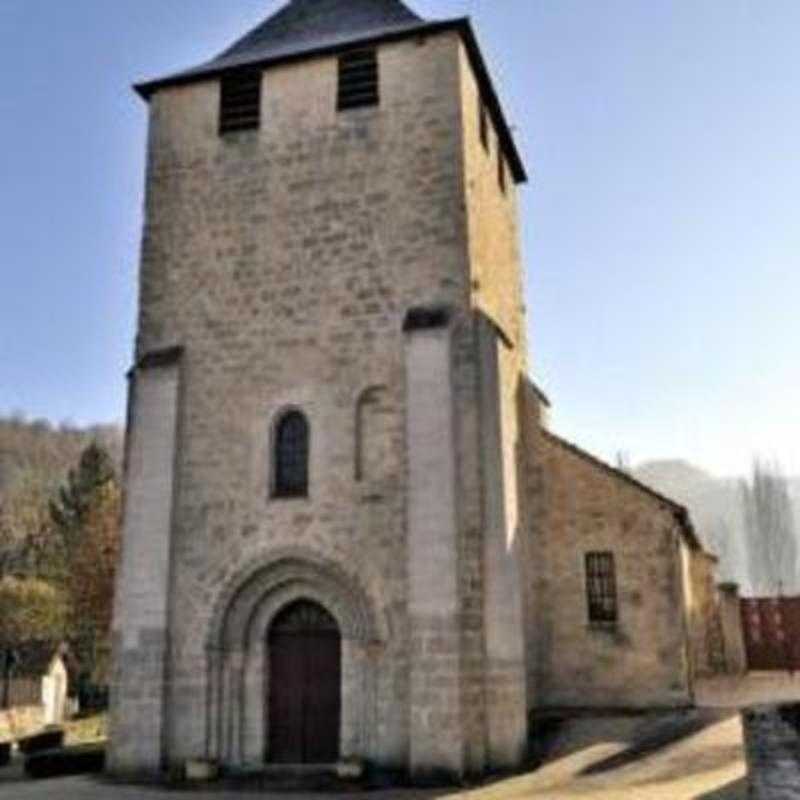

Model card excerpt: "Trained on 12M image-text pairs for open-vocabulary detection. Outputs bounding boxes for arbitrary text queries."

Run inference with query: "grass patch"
[65,713,107,745]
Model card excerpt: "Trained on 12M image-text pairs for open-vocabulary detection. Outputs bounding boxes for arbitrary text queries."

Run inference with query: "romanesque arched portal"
[206,551,385,767]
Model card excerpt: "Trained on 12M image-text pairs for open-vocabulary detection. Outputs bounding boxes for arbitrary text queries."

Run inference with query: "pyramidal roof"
[135,0,527,182]
[140,0,428,93]
[216,0,425,65]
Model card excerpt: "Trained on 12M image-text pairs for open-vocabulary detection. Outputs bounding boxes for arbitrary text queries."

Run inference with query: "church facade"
[109,0,722,781]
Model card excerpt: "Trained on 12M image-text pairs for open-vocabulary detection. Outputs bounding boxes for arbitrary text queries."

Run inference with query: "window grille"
[219,71,262,134]
[585,551,618,624]
[338,49,379,111]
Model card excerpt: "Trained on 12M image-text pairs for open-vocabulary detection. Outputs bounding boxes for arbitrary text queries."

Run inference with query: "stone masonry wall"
[109,359,181,774]
[519,384,545,710]
[743,704,800,799]
[529,431,693,709]
[457,41,529,766]
[404,326,464,779]
[132,30,487,772]
[718,583,747,675]
[684,545,726,678]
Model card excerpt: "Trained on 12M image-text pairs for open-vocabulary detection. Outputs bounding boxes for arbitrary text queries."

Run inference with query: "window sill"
[270,493,309,502]
[219,126,260,138]
[336,104,380,115]
[588,621,619,633]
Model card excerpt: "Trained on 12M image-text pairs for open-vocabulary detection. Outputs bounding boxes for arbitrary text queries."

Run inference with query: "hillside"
[634,460,800,592]
[0,416,123,577]
[0,416,123,497]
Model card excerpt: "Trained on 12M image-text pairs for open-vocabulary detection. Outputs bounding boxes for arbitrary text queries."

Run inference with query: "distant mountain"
[633,460,800,593]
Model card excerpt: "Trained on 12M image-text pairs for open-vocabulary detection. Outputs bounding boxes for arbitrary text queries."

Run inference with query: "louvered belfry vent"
[219,71,262,134]
[337,49,379,111]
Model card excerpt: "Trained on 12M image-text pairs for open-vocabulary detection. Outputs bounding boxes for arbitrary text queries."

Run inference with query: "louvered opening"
[479,99,489,152]
[219,71,262,135]
[498,152,507,194]
[338,49,379,111]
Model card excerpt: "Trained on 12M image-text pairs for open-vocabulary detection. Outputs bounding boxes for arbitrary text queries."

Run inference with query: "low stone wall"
[743,703,800,798]
[0,705,44,741]
[718,583,747,675]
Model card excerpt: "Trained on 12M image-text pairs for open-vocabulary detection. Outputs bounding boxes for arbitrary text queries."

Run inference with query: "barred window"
[219,71,262,134]
[338,49,379,111]
[479,99,489,152]
[585,552,618,624]
[273,411,310,498]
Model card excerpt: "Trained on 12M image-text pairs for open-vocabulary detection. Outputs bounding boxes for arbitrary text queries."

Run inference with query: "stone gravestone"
[41,656,68,727]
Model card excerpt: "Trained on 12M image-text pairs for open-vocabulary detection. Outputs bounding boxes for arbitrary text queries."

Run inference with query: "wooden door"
[268,601,341,764]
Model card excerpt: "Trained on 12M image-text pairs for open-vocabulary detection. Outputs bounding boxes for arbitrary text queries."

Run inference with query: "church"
[109,0,724,782]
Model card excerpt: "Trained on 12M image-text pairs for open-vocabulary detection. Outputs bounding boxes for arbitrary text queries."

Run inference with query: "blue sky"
[1,0,798,477]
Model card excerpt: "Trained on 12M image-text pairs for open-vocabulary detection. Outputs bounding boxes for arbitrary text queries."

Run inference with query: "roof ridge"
[541,429,707,552]
[217,0,424,62]
[542,429,685,512]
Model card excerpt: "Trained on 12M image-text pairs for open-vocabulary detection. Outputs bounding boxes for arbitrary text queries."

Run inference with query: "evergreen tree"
[50,443,120,682]
[50,442,116,561]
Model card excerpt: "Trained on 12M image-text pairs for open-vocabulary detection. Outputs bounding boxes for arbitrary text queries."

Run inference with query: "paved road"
[0,713,746,800]
[0,779,444,800]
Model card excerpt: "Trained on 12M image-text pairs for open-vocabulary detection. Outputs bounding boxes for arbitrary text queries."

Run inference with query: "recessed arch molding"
[208,547,386,653]
[205,547,386,765]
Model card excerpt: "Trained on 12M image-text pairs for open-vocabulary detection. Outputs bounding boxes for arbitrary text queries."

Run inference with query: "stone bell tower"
[110,0,531,781]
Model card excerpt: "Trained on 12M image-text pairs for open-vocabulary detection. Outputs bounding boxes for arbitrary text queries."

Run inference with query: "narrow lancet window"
[273,410,310,498]
[479,99,489,152]
[498,153,507,194]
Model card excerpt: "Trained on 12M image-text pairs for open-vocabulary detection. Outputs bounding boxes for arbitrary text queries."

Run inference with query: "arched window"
[355,385,393,482]
[273,410,310,498]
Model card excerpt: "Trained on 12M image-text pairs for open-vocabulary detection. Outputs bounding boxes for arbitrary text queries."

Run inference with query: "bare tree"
[707,517,736,584]
[741,459,799,595]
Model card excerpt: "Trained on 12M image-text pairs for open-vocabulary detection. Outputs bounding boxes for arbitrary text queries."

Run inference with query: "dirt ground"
[0,711,746,799]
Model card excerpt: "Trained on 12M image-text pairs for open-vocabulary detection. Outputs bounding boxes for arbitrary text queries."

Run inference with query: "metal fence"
[741,596,800,671]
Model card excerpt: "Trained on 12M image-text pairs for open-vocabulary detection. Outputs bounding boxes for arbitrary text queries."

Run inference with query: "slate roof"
[218,0,423,65]
[134,0,527,182]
